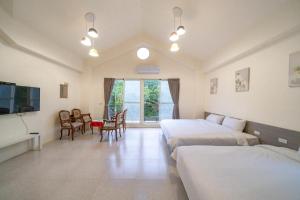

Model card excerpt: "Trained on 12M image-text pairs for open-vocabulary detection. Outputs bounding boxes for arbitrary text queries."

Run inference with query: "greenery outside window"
[108,79,173,123]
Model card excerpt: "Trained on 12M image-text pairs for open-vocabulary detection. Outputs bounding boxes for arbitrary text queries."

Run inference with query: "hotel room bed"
[177,145,300,200]
[160,119,259,153]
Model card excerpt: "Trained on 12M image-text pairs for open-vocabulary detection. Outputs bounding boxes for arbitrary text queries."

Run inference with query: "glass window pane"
[109,80,124,118]
[144,80,160,122]
[124,80,140,102]
[160,81,173,103]
[159,104,173,120]
[124,103,140,122]
[159,81,173,120]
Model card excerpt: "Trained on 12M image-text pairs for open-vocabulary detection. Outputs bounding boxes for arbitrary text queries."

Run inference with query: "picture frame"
[289,51,300,87]
[235,68,250,92]
[210,78,218,94]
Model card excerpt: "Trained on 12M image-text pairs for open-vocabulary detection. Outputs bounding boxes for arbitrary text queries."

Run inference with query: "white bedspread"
[177,145,300,200]
[160,119,258,152]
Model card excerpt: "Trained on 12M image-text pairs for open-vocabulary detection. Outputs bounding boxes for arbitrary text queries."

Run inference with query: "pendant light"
[88,27,98,38]
[81,12,100,57]
[169,11,179,42]
[89,48,99,57]
[89,39,99,57]
[80,16,91,47]
[87,13,98,38]
[170,43,180,52]
[81,36,91,46]
[176,13,186,36]
[169,32,179,42]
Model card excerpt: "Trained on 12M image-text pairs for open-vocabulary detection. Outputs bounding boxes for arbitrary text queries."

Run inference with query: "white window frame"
[110,79,173,127]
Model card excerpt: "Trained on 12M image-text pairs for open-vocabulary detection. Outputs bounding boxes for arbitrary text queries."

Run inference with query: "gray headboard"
[204,112,300,150]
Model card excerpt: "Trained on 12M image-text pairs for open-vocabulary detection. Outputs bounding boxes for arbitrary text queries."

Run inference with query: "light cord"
[173,14,176,31]
[180,15,182,26]
[93,14,95,28]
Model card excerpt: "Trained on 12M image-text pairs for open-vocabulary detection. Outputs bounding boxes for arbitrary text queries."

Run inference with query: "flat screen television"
[0,83,40,115]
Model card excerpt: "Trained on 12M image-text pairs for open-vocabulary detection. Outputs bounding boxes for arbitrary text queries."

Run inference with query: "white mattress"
[177,145,300,200]
[160,119,259,152]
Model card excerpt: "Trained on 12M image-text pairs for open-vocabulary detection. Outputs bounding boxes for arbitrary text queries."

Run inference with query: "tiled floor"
[0,128,188,200]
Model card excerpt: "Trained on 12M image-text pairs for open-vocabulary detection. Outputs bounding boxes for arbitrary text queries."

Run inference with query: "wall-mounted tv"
[0,82,40,115]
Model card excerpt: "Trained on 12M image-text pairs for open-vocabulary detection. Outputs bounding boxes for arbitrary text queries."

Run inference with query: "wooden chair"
[71,108,92,133]
[122,109,127,132]
[59,110,83,140]
[111,109,126,137]
[100,112,121,142]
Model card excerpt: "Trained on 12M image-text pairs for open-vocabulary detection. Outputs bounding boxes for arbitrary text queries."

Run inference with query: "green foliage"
[108,80,124,117]
[144,80,160,121]
[109,80,161,121]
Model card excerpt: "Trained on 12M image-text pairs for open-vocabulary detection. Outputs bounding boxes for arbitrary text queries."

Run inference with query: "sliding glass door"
[109,79,173,124]
[144,80,160,122]
[159,80,173,120]
[124,80,141,123]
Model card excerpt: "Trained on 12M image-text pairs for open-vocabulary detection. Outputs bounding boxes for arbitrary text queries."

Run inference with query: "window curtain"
[103,78,115,119]
[167,79,180,119]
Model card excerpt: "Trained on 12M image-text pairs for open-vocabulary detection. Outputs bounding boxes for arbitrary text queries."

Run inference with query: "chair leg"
[71,128,74,140]
[81,125,84,135]
[115,129,118,141]
[60,129,63,140]
[123,123,126,132]
[100,129,103,142]
[91,125,93,135]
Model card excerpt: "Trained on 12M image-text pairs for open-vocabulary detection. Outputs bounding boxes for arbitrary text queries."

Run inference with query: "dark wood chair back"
[72,108,82,121]
[59,110,71,126]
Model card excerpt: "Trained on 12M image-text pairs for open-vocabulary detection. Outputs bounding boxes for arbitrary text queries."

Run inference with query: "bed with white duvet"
[177,145,300,200]
[160,119,259,153]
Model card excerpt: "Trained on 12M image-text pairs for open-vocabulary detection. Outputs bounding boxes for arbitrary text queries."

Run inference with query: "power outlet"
[278,138,288,144]
[253,130,261,136]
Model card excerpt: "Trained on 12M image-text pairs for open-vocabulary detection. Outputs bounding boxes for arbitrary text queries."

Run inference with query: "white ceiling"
[2,0,291,61]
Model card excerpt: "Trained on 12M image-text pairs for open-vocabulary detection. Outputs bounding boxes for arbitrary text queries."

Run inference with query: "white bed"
[177,145,300,200]
[160,119,259,152]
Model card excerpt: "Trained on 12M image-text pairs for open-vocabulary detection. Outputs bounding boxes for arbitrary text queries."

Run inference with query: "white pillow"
[222,117,246,132]
[206,114,225,124]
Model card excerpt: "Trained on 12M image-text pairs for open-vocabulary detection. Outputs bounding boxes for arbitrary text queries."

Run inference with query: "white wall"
[202,0,300,72]
[204,32,300,131]
[0,43,82,162]
[0,6,83,72]
[84,48,204,122]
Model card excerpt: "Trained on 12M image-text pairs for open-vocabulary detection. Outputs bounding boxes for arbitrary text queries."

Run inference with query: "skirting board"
[204,112,300,150]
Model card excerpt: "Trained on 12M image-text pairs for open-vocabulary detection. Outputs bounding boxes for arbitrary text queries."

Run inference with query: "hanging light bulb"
[170,43,180,52]
[176,13,186,36]
[89,48,99,57]
[169,32,179,42]
[88,27,98,38]
[169,7,180,42]
[80,36,91,46]
[87,13,98,38]
[177,25,186,36]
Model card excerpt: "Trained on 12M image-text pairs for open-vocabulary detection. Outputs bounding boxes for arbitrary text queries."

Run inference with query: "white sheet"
[177,145,300,200]
[160,119,258,152]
